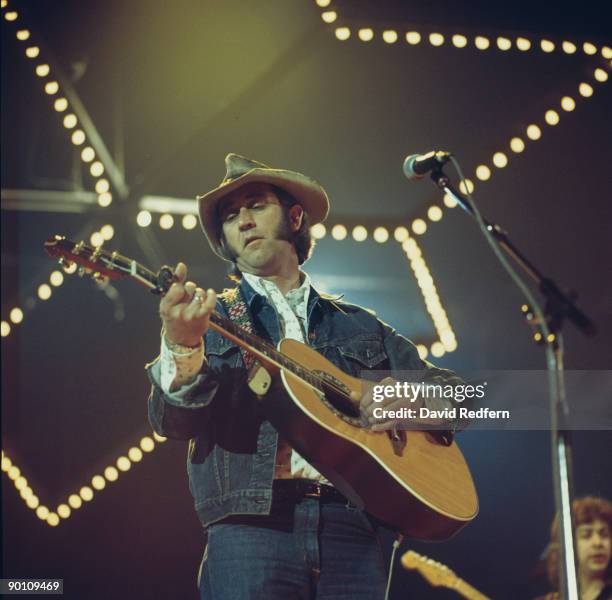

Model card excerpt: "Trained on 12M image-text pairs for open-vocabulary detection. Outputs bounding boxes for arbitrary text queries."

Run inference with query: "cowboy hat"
[197,153,329,260]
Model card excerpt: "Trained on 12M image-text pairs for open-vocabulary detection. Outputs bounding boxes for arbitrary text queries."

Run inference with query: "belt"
[273,479,350,504]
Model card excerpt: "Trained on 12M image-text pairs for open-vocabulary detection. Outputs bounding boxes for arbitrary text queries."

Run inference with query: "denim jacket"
[146,277,460,529]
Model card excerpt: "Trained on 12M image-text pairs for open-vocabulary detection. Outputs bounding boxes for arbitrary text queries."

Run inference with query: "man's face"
[219,182,302,275]
[576,519,611,579]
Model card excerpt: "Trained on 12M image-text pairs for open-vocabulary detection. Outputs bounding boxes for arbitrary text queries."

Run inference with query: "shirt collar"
[242,271,311,304]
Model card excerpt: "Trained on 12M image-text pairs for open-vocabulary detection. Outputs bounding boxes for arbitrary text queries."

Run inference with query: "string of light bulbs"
[314,0,611,236]
[1,433,167,527]
[1,2,122,338]
[2,1,115,209]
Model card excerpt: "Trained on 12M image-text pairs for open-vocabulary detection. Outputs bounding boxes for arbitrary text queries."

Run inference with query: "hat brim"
[198,167,329,261]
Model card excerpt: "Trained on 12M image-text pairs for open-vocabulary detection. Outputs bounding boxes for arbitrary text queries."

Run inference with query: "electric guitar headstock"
[401,550,490,600]
[402,550,458,588]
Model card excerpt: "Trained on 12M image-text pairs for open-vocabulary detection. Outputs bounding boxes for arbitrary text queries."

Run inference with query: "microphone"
[402,150,452,179]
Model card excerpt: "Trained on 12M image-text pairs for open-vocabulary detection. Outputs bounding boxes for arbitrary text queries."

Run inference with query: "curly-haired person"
[538,496,612,600]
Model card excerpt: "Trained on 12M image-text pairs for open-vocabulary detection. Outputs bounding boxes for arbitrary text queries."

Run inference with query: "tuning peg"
[60,259,77,274]
[92,272,108,284]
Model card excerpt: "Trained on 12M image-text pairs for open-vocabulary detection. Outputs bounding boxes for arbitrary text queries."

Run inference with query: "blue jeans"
[198,495,387,599]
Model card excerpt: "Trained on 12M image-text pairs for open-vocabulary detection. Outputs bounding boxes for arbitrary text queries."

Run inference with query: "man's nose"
[237,207,255,229]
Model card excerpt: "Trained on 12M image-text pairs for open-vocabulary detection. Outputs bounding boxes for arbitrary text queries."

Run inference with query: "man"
[538,496,612,600]
[147,153,463,599]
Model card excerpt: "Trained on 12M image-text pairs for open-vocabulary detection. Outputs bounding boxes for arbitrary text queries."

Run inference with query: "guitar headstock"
[44,235,127,282]
[401,550,458,589]
[44,235,173,294]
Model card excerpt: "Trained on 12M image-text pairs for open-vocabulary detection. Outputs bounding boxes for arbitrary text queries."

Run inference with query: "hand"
[350,377,427,431]
[159,262,216,347]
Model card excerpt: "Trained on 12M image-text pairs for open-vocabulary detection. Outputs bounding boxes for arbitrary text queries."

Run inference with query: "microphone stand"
[428,166,597,600]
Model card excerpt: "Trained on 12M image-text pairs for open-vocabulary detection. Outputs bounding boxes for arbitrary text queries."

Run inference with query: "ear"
[289,204,304,232]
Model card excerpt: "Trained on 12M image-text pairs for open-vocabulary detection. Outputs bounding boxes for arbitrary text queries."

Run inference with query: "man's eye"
[225,212,237,222]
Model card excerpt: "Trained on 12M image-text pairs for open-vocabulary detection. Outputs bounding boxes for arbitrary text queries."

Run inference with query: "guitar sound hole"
[314,371,361,421]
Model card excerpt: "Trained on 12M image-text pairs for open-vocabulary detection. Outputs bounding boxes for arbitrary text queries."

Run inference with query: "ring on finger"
[193,293,204,303]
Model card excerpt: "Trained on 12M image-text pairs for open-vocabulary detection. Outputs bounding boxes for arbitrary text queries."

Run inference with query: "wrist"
[163,332,203,353]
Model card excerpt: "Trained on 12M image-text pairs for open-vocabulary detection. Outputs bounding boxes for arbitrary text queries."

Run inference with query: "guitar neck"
[454,578,491,600]
[208,313,303,376]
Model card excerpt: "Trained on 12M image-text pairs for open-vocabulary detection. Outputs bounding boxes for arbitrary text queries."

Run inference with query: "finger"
[174,262,187,283]
[371,421,398,432]
[184,281,197,301]
[371,416,408,431]
[196,289,216,318]
[364,398,392,420]
[183,288,206,320]
[166,300,189,323]
[162,278,198,313]
[184,288,216,322]
[160,281,187,312]
[379,395,410,408]
[360,390,377,412]
[362,377,397,413]
[368,412,391,429]
[353,381,374,403]
[365,403,386,420]
[364,402,397,423]
[360,398,373,414]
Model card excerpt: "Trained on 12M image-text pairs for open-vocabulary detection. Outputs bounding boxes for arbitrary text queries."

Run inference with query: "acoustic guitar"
[402,550,490,600]
[44,235,478,541]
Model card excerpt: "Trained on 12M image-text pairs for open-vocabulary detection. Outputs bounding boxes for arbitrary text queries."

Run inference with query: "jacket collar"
[238,272,323,317]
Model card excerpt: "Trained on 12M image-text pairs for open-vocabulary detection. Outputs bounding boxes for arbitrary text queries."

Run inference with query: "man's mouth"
[244,236,263,248]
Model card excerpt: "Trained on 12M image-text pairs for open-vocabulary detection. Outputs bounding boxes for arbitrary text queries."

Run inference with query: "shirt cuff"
[159,334,206,393]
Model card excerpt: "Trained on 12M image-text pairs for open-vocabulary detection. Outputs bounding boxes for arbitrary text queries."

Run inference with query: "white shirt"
[159,271,326,482]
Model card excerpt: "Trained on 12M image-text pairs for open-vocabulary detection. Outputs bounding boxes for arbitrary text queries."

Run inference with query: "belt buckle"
[303,482,322,499]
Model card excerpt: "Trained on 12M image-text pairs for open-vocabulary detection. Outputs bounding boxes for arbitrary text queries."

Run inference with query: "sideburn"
[220,205,296,266]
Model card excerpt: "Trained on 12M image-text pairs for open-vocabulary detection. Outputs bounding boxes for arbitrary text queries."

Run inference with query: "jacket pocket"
[338,337,387,369]
[317,336,388,378]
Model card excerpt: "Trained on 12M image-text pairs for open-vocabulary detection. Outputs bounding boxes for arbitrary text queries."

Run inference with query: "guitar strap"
[218,286,272,395]
[217,286,258,369]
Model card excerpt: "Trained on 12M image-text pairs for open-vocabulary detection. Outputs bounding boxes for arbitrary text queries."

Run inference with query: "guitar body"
[257,338,479,541]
